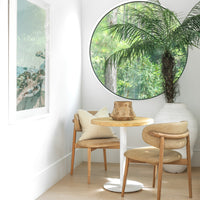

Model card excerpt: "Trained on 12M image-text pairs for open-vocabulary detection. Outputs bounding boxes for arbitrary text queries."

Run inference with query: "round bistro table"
[91,116,154,193]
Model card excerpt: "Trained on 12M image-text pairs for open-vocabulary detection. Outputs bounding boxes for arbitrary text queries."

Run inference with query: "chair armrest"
[149,130,189,139]
[73,113,82,131]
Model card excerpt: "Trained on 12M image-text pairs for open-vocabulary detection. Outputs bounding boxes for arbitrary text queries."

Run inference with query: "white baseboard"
[33,149,82,200]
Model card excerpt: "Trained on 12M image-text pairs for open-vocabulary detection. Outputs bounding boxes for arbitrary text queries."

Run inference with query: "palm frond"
[128,5,166,36]
[108,23,160,45]
[147,0,161,6]
[130,3,179,40]
[183,15,200,32]
[172,15,200,48]
[107,6,174,45]
[105,39,161,69]
[185,1,200,19]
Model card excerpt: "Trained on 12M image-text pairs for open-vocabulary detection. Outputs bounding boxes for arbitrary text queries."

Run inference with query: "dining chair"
[70,111,120,184]
[121,121,192,200]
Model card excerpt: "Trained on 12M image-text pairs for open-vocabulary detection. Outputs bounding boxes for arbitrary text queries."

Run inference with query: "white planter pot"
[155,103,198,173]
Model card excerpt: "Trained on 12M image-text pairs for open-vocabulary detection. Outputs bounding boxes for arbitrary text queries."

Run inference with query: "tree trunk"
[105,59,117,93]
[161,50,178,103]
[104,8,118,93]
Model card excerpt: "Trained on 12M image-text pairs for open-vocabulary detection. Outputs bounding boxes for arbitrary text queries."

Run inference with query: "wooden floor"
[37,162,200,200]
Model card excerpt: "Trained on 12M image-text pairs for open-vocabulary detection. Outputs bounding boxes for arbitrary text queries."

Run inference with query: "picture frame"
[8,0,50,123]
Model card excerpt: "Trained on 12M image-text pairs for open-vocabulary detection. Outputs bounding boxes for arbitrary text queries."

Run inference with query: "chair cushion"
[78,107,117,141]
[77,138,120,148]
[124,147,182,164]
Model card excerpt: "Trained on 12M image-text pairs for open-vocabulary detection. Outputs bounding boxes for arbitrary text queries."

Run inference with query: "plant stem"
[161,50,177,103]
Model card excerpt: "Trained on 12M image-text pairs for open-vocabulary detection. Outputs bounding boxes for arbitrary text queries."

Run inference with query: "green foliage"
[91,16,128,84]
[90,0,200,101]
[116,57,163,99]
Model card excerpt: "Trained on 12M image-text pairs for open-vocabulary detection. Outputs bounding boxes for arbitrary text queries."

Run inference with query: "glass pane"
[90,1,187,100]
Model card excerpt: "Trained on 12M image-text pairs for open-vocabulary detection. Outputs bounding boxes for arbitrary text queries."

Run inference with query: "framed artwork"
[9,0,50,122]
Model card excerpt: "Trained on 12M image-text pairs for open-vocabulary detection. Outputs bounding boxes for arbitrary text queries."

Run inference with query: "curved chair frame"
[121,122,192,200]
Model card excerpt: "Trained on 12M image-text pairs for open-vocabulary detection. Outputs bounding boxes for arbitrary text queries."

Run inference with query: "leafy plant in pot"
[106,0,200,102]
[105,0,200,172]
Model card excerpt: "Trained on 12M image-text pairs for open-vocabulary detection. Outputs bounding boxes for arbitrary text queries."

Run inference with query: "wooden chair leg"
[121,158,129,197]
[152,164,157,188]
[186,135,192,198]
[70,145,76,175]
[88,148,92,184]
[157,137,164,200]
[71,129,76,175]
[103,148,107,171]
[70,134,75,175]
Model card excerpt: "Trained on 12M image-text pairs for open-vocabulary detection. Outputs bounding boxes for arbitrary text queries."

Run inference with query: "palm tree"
[105,0,200,103]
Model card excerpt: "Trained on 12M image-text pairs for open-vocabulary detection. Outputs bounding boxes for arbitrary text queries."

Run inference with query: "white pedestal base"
[103,179,143,193]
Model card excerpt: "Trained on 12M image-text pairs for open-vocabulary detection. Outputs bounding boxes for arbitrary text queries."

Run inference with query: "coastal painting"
[16,0,49,111]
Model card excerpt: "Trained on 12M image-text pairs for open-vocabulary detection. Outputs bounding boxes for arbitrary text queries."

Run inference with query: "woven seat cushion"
[124,147,182,164]
[77,138,120,148]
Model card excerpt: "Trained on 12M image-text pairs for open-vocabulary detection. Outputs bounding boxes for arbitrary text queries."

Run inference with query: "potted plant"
[106,0,200,102]
[105,0,200,172]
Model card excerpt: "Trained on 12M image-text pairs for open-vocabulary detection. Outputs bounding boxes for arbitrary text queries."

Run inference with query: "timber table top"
[91,117,154,127]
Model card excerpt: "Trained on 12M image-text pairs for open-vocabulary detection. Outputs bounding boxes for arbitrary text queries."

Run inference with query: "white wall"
[0,0,82,199]
[81,0,200,165]
[0,0,200,199]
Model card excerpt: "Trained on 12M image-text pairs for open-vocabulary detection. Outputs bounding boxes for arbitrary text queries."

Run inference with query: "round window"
[90,1,187,100]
